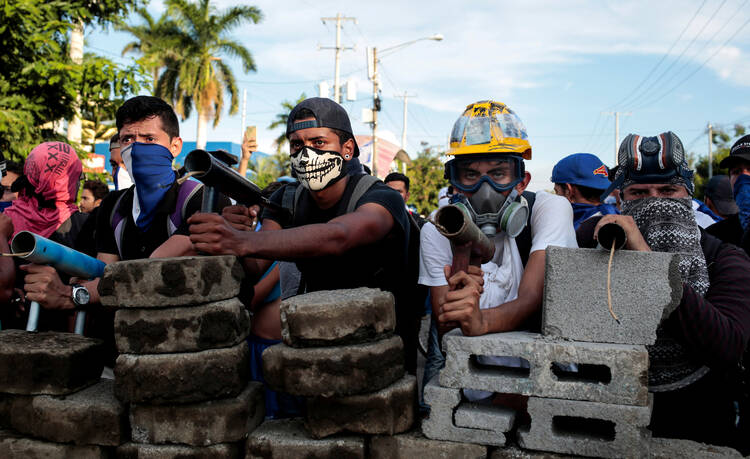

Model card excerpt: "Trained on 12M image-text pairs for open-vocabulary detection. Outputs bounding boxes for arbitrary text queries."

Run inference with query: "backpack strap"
[346,174,379,214]
[280,182,301,226]
[168,180,202,235]
[293,184,306,223]
[109,189,130,259]
[515,191,537,267]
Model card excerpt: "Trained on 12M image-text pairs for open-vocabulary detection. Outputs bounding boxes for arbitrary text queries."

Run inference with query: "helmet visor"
[448,155,522,193]
[450,110,529,146]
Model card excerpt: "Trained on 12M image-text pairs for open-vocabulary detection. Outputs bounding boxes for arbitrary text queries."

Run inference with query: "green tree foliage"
[251,156,279,189]
[0,0,142,160]
[268,93,306,154]
[689,124,746,200]
[116,8,182,89]
[151,0,262,149]
[264,93,307,178]
[406,146,448,215]
[79,53,146,149]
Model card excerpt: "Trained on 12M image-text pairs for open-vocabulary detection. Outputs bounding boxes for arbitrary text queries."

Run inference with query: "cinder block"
[542,246,682,345]
[117,441,242,458]
[305,375,416,438]
[369,430,488,459]
[114,298,250,354]
[114,341,248,404]
[422,376,509,447]
[263,336,404,397]
[440,330,649,406]
[517,396,653,459]
[0,330,103,395]
[491,446,575,458]
[130,382,264,446]
[281,287,396,347]
[246,418,365,459]
[0,379,126,446]
[649,437,742,458]
[99,256,244,308]
[455,402,515,432]
[0,429,109,459]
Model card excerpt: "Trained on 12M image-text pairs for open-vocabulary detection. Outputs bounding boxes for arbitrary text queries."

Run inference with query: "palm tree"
[157,0,261,150]
[117,8,182,90]
[268,93,307,154]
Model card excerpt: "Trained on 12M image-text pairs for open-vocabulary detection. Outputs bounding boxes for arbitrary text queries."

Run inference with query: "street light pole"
[371,47,379,177]
[368,34,442,177]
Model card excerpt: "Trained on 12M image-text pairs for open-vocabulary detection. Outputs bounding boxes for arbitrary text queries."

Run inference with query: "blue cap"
[551,153,611,190]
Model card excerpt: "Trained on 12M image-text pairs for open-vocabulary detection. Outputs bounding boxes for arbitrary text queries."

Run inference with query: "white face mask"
[115,166,133,190]
[291,146,345,191]
[119,143,136,188]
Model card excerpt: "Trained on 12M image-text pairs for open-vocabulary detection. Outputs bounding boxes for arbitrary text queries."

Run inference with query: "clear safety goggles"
[446,155,524,193]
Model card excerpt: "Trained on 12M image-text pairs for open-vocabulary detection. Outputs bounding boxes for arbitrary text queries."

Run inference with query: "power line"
[608,0,709,110]
[631,11,750,111]
[621,0,730,110]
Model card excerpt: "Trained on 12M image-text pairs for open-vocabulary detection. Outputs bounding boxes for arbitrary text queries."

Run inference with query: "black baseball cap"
[719,134,750,170]
[286,97,359,157]
[705,175,739,216]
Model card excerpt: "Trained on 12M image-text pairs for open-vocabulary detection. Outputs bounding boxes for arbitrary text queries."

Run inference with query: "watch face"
[73,286,90,305]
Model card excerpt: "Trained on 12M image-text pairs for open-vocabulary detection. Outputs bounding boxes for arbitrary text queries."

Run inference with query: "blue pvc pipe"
[12,231,106,334]
[11,231,105,279]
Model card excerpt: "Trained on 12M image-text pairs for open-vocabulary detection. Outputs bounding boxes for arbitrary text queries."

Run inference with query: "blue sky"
[87,0,750,190]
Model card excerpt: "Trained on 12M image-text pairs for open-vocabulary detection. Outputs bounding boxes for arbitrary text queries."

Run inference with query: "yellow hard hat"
[448,100,532,160]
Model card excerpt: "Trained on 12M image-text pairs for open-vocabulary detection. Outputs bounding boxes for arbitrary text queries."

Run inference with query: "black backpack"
[514,190,537,267]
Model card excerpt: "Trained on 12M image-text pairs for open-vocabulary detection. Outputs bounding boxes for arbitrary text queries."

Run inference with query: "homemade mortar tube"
[434,204,495,275]
[11,231,106,334]
[597,222,627,250]
[184,149,288,215]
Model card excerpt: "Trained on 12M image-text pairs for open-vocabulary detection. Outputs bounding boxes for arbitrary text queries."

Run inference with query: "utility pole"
[320,13,356,103]
[395,92,416,150]
[708,122,713,179]
[603,111,631,164]
[369,47,381,177]
[67,21,84,146]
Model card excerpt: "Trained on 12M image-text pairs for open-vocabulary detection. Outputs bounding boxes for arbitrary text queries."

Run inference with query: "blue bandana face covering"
[571,202,619,229]
[121,142,176,230]
[734,174,750,231]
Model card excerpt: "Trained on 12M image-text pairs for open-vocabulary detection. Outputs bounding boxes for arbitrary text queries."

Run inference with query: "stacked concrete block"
[422,375,512,447]
[369,430,488,459]
[440,331,649,406]
[542,247,682,345]
[246,419,366,458]
[517,395,652,458]
[100,256,263,456]
[0,330,124,457]
[263,288,415,439]
[423,247,682,458]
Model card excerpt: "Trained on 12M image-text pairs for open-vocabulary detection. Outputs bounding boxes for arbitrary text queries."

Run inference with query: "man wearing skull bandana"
[189,98,415,372]
[577,132,750,449]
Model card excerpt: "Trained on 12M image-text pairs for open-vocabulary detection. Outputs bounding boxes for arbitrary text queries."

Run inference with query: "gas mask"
[445,155,528,237]
[452,186,529,237]
[291,146,346,191]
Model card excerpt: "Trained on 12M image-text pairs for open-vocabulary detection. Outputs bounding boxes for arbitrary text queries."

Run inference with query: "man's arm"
[669,244,750,368]
[0,215,16,304]
[150,235,197,258]
[440,251,544,335]
[188,201,395,263]
[22,252,118,310]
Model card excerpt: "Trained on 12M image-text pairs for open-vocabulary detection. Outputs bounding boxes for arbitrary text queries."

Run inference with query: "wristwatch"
[71,284,90,307]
